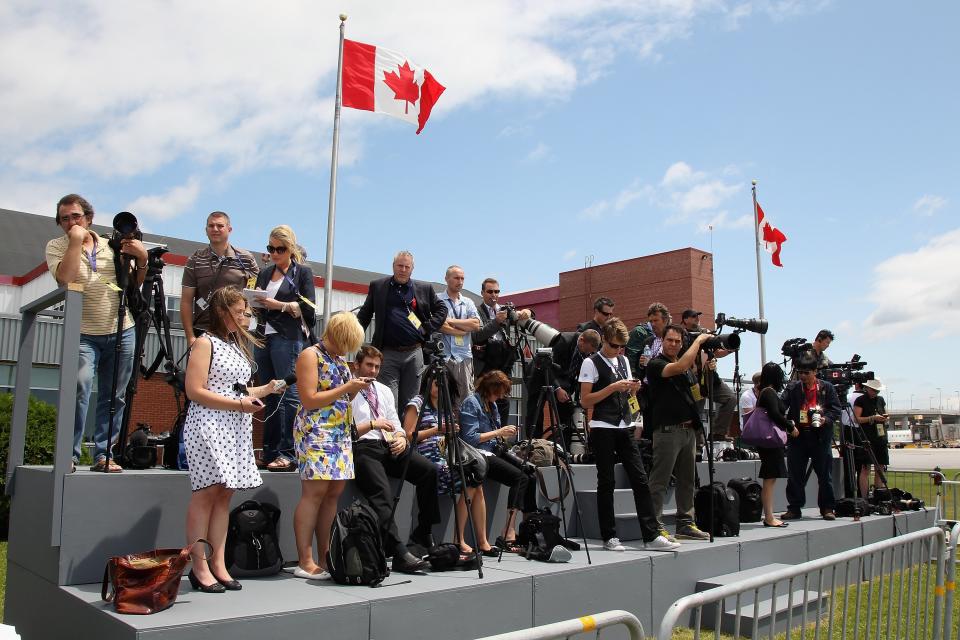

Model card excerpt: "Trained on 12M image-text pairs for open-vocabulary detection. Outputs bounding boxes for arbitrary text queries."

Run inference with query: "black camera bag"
[225,501,283,577]
[695,482,740,537]
[326,500,389,586]
[836,498,873,518]
[727,478,763,523]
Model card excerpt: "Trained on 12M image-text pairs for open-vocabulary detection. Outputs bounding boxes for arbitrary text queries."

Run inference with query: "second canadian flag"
[342,39,445,134]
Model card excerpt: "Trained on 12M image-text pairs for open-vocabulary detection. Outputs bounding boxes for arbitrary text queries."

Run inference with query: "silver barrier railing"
[941,480,959,525]
[944,524,959,640]
[475,610,644,640]
[3,284,84,546]
[887,468,946,523]
[658,525,955,640]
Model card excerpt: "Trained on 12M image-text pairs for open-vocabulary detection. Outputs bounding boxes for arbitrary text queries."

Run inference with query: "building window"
[166,296,181,328]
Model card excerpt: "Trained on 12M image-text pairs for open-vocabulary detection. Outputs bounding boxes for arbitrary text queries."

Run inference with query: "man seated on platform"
[45,194,147,473]
[350,345,437,573]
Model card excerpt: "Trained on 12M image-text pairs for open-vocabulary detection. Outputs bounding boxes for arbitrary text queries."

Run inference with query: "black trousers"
[591,427,660,543]
[353,440,440,555]
[485,454,536,512]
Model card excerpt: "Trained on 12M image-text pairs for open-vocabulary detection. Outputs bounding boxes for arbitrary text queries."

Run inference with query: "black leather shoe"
[780,510,802,521]
[392,552,429,574]
[188,570,226,593]
[409,530,436,549]
[215,576,242,590]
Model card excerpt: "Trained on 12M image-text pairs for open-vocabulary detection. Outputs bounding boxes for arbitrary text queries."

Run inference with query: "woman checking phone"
[183,286,283,593]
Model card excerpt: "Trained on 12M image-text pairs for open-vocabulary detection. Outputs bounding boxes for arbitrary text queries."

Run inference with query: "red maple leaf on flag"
[382,61,420,114]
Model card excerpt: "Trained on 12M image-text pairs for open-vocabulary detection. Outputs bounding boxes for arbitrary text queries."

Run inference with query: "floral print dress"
[293,344,354,480]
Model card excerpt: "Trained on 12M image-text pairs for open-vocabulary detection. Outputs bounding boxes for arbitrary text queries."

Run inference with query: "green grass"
[1,540,6,623]
[668,559,958,640]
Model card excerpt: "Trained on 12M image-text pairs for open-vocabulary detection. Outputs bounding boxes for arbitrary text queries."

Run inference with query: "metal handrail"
[4,283,84,547]
[887,468,946,522]
[658,526,951,640]
[475,610,644,640]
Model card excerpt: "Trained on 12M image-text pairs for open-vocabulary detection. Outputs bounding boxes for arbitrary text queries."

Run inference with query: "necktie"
[364,387,379,419]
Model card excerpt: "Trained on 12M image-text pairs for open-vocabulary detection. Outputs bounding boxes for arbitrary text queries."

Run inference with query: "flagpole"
[752,180,767,365]
[321,14,347,333]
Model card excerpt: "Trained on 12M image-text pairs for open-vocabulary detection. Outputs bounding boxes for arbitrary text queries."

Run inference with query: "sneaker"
[675,525,710,541]
[659,529,678,543]
[604,537,626,552]
[645,536,681,552]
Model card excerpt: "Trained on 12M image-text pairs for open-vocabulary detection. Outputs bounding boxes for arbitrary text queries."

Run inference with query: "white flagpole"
[752,180,767,365]
[321,14,347,332]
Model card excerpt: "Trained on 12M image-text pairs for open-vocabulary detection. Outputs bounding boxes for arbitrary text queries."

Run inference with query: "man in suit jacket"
[357,251,448,411]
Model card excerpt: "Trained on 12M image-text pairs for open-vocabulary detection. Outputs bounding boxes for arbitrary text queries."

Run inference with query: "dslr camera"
[782,337,813,360]
[492,440,537,476]
[422,332,447,362]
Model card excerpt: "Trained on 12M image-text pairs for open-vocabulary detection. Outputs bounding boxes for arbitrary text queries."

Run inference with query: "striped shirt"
[181,245,259,331]
[45,232,134,335]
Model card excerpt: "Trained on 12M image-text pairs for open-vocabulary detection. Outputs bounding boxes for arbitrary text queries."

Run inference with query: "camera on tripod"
[715,313,768,335]
[108,211,143,253]
[501,302,519,325]
[781,337,813,359]
[818,355,872,388]
[422,332,446,362]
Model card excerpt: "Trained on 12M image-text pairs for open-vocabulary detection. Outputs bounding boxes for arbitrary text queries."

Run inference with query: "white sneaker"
[604,537,626,552]
[645,535,681,552]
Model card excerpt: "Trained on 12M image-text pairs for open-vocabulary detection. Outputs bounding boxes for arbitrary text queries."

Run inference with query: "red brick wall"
[558,248,715,331]
[127,376,266,448]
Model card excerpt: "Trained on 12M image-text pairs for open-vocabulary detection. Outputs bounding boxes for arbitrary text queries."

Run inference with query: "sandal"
[266,457,296,472]
[495,536,523,554]
[90,459,123,473]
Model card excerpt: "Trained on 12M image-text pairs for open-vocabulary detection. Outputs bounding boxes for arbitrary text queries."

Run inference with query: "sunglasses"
[266,245,288,254]
[598,309,613,317]
[485,289,500,294]
[608,342,626,349]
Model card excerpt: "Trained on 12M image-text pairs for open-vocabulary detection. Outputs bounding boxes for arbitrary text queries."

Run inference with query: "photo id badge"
[455,335,465,346]
[628,395,640,415]
[876,424,885,437]
[690,384,703,402]
[800,409,808,424]
[247,276,257,289]
[407,311,422,330]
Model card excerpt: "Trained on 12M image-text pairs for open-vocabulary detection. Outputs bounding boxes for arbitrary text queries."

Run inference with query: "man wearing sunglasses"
[45,194,148,473]
[577,297,615,336]
[471,277,531,425]
[780,353,842,521]
[181,211,259,346]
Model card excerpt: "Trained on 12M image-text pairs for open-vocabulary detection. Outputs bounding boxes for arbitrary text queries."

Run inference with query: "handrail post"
[2,283,84,549]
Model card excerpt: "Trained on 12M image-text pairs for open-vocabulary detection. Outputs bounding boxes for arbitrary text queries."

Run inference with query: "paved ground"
[889,448,960,471]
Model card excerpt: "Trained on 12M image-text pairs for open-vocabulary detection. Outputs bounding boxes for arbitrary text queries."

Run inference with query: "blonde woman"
[183,286,283,592]
[290,312,367,579]
[253,225,316,472]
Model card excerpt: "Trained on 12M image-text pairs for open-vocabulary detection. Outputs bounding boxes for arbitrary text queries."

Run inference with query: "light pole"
[955,390,959,412]
[936,387,942,412]
[929,396,935,410]
[889,392,894,411]
[910,393,914,409]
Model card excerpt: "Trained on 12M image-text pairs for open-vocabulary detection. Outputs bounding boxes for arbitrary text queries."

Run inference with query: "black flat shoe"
[188,570,226,593]
[215,576,242,590]
[763,521,788,528]
[480,547,500,558]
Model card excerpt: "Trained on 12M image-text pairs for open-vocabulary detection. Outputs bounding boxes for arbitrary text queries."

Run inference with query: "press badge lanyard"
[276,262,317,310]
[607,355,640,416]
[445,298,466,346]
[85,241,122,293]
[393,280,422,331]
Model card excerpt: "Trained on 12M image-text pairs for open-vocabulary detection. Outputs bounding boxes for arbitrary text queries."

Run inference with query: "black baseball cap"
[682,309,702,320]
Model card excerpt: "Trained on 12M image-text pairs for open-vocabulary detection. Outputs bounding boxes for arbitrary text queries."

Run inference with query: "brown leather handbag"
[101,539,210,614]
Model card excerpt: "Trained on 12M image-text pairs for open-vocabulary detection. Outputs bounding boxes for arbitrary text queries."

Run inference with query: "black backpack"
[225,501,283,577]
[326,501,389,586]
[836,497,873,518]
[695,482,740,537]
[428,543,478,571]
[516,509,579,560]
[727,477,763,523]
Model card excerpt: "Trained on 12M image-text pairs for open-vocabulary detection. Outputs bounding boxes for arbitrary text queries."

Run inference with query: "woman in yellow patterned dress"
[290,312,367,579]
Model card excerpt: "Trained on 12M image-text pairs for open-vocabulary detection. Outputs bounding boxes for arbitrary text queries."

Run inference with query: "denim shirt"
[437,291,478,362]
[459,392,500,453]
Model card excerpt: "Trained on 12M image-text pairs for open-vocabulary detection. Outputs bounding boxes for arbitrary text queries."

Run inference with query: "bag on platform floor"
[695,482,740,537]
[326,500,389,587]
[225,500,283,577]
[836,497,873,518]
[727,477,763,523]
[101,539,210,615]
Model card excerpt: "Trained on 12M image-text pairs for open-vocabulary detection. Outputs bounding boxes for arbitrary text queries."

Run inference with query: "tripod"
[527,360,591,564]
[837,398,889,499]
[410,357,485,578]
[701,348,720,543]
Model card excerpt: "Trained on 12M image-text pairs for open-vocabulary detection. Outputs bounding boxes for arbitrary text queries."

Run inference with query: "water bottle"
[642,345,652,360]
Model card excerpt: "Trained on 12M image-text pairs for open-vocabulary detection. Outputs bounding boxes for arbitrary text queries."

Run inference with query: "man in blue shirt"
[438,265,480,402]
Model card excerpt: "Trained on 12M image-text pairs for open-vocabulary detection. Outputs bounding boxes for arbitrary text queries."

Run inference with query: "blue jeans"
[75,327,136,462]
[255,333,304,463]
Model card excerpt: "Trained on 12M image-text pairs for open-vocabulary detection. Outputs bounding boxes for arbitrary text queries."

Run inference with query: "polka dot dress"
[183,334,263,492]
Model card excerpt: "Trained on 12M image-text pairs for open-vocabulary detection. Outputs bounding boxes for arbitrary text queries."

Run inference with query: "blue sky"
[2,1,957,413]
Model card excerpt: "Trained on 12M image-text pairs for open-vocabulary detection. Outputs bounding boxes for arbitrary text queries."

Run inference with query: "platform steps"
[695,564,831,637]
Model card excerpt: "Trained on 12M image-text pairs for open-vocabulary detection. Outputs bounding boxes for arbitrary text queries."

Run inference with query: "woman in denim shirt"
[460,370,534,554]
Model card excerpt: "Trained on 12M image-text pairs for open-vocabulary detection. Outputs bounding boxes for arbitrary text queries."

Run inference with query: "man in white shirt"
[579,317,680,553]
[351,346,438,573]
[739,372,762,417]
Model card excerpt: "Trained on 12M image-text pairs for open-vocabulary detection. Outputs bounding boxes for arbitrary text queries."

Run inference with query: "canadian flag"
[756,202,787,267]
[341,39,445,134]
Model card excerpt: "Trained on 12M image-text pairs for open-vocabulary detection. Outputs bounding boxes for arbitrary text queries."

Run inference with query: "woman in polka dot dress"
[183,286,283,593]
[289,312,367,579]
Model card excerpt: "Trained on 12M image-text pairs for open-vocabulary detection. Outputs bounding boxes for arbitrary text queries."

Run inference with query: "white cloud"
[125,178,201,223]
[562,249,577,260]
[580,200,610,219]
[863,227,960,341]
[912,194,947,217]
[696,211,752,233]
[673,180,743,215]
[662,161,705,186]
[524,142,551,163]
